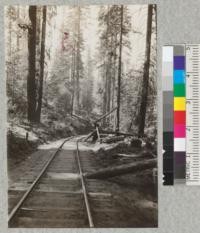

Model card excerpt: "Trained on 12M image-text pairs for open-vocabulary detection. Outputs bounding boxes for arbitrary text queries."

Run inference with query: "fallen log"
[116,153,143,158]
[94,107,117,124]
[71,113,91,124]
[101,135,124,143]
[84,158,156,179]
[99,129,134,137]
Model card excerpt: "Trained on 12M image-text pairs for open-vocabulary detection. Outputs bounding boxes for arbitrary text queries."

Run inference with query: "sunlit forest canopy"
[5,5,156,137]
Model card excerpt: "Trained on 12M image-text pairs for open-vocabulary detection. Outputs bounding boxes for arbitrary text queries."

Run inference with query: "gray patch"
[163,105,173,118]
[162,62,173,78]
[163,91,174,104]
[174,45,185,56]
[163,118,173,131]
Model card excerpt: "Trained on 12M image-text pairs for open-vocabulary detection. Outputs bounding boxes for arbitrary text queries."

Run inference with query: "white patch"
[174,138,186,152]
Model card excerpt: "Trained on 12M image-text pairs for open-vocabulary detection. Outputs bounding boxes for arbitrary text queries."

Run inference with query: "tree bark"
[36,6,47,122]
[27,6,37,122]
[75,6,81,112]
[8,8,14,105]
[84,159,156,179]
[71,44,76,115]
[16,6,20,51]
[106,36,113,118]
[137,5,153,137]
[103,6,110,126]
[116,6,124,132]
[112,34,117,109]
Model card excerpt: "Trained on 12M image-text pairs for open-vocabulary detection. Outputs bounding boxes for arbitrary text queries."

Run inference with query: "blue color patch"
[174,70,185,84]
[174,56,185,70]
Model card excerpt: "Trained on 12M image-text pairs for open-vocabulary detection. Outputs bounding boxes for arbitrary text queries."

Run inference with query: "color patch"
[174,84,185,96]
[174,111,186,124]
[173,45,186,184]
[174,138,186,152]
[174,152,186,164]
[163,118,173,131]
[162,46,173,62]
[174,56,185,70]
[163,132,174,148]
[174,124,186,137]
[174,151,186,181]
[174,70,185,84]
[174,97,186,111]
[163,104,173,118]
[162,63,173,77]
[174,45,185,56]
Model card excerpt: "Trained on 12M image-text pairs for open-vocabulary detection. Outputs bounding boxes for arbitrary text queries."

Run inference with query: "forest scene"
[6,5,157,228]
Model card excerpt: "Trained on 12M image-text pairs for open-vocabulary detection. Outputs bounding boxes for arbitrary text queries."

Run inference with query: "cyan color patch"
[174,70,185,84]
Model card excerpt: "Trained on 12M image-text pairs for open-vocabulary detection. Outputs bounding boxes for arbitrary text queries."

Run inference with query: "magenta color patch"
[174,124,185,138]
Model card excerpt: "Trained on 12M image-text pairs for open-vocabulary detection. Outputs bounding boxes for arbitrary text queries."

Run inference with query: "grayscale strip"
[162,46,174,185]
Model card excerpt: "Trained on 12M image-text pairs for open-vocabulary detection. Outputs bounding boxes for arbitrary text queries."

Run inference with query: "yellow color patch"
[174,97,186,111]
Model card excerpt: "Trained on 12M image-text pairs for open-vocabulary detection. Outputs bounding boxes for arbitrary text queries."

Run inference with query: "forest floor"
[7,114,93,166]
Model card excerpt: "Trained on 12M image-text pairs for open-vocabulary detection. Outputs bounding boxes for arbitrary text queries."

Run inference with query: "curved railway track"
[9,136,94,228]
[8,135,156,228]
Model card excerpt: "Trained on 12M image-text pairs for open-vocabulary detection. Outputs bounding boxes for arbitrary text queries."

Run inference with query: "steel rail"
[76,139,94,228]
[8,136,74,223]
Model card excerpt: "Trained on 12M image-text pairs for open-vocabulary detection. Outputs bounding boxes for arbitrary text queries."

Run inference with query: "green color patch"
[174,84,185,97]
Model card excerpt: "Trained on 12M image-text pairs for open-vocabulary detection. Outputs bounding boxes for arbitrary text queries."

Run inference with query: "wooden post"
[96,127,101,142]
[26,132,29,142]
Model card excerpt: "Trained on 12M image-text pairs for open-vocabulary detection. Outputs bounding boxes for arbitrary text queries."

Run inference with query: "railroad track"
[8,136,95,228]
[8,135,150,228]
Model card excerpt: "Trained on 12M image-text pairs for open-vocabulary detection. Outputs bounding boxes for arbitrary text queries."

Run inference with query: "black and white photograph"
[6,4,157,228]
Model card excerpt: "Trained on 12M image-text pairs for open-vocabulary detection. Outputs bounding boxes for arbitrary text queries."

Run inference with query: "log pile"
[82,108,157,181]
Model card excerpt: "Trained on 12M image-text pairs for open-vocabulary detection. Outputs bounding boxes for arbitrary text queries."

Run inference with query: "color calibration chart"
[162,45,200,185]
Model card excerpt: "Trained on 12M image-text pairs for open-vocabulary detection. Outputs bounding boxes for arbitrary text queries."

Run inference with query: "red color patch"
[174,111,186,124]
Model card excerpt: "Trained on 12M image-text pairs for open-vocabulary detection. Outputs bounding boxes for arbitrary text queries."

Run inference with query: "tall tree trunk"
[16,6,20,51]
[111,33,118,130]
[8,9,14,105]
[106,35,113,117]
[71,44,76,115]
[116,5,124,132]
[102,61,107,126]
[112,34,118,110]
[137,5,153,137]
[102,6,110,126]
[75,7,81,112]
[36,6,47,122]
[27,6,37,122]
